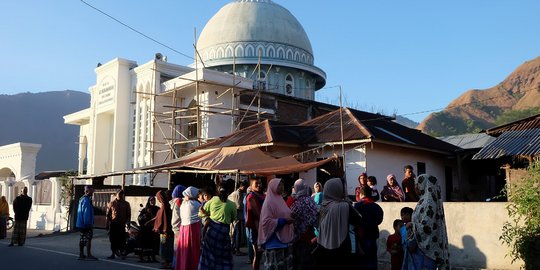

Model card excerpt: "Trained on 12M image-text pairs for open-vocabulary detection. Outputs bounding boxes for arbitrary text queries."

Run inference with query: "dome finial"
[236,0,273,3]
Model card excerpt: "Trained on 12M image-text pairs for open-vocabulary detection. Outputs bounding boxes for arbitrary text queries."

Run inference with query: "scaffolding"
[143,49,271,165]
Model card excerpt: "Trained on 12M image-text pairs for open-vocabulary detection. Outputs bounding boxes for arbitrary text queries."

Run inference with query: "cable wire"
[80,0,194,60]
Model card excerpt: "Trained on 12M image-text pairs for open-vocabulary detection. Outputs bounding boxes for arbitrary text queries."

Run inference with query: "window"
[417,162,426,175]
[285,74,294,95]
[187,100,198,140]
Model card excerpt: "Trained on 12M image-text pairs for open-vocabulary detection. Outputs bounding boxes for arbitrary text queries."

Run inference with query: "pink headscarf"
[258,178,295,246]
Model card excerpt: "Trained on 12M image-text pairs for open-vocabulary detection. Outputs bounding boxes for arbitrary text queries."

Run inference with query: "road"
[0,229,252,270]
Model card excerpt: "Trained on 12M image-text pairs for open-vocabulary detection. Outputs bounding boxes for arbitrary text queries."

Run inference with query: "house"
[440,133,503,201]
[473,113,540,186]
[195,107,461,200]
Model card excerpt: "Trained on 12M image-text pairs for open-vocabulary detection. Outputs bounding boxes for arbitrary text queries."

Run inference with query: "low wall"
[377,202,522,270]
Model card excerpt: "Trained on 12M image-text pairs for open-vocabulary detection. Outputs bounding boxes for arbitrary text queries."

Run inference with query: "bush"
[500,161,540,269]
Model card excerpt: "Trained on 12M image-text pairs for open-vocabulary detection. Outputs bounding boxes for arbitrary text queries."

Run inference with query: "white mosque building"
[64,0,327,187]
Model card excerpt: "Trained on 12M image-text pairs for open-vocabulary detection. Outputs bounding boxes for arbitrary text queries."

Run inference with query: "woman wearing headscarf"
[175,186,201,270]
[171,185,186,252]
[403,174,450,270]
[138,196,160,262]
[291,179,318,270]
[311,182,323,208]
[380,174,405,202]
[0,196,9,239]
[154,190,174,269]
[199,181,237,270]
[257,178,295,270]
[315,178,363,269]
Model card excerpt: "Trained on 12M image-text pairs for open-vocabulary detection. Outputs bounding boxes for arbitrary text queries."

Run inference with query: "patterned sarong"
[199,220,233,270]
[11,220,27,245]
[263,246,293,270]
[79,228,93,246]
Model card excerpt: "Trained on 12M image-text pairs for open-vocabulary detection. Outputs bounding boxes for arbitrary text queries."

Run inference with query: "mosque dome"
[197,0,326,91]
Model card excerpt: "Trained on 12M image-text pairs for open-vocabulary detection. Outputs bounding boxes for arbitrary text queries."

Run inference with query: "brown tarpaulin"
[159,146,338,175]
[77,146,338,178]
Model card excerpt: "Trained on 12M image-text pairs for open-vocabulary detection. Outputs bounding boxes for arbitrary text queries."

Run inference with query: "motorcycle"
[6,217,14,230]
[122,221,142,257]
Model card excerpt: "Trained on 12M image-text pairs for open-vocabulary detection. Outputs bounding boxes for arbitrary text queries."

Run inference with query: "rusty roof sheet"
[486,113,540,136]
[472,128,540,160]
[198,107,460,154]
[198,120,315,149]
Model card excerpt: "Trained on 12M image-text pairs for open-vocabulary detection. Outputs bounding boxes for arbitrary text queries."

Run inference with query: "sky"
[1,0,540,122]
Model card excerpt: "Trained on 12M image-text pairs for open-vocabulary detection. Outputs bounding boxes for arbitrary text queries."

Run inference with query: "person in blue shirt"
[76,185,97,260]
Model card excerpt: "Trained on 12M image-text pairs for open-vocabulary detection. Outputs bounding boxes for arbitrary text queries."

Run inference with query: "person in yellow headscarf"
[0,196,10,239]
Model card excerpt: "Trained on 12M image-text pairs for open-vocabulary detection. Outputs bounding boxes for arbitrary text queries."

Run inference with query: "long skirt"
[160,233,174,263]
[175,222,201,270]
[11,220,27,245]
[293,240,315,270]
[199,220,233,270]
[0,216,6,239]
[313,236,353,270]
[263,246,293,270]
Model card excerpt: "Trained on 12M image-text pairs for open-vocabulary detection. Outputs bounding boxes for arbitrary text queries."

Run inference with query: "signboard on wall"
[97,77,116,107]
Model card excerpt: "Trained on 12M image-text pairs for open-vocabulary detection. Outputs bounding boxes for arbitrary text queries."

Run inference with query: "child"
[401,206,425,270]
[386,219,404,270]
[367,176,380,201]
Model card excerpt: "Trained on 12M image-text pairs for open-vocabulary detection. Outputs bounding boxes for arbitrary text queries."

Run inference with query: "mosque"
[64,0,333,188]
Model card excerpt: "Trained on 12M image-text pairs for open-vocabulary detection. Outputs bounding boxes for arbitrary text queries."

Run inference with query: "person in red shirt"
[245,178,265,270]
[402,165,419,202]
[386,219,404,270]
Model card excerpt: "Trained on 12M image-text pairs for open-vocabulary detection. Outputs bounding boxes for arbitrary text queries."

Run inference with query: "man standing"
[245,178,265,270]
[76,186,98,260]
[228,179,249,256]
[402,165,419,202]
[9,186,32,246]
[106,190,131,259]
[353,186,384,270]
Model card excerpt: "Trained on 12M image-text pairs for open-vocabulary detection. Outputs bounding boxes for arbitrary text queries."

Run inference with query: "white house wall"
[364,143,452,201]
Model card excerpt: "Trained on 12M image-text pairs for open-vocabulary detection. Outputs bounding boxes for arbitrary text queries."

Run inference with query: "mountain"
[418,56,540,136]
[0,90,90,172]
[394,115,419,129]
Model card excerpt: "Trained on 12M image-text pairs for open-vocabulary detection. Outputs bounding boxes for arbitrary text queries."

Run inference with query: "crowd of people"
[0,163,450,270]
[73,164,449,270]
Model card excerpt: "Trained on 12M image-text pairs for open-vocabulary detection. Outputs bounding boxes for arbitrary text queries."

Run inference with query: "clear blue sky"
[1,0,539,122]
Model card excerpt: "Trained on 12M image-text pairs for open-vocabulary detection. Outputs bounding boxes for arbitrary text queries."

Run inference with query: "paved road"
[1,229,252,270]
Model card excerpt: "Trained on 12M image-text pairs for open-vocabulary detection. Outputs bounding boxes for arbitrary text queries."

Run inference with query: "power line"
[80,0,194,60]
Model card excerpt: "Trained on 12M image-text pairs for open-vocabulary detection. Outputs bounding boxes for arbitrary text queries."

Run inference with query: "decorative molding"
[200,42,314,65]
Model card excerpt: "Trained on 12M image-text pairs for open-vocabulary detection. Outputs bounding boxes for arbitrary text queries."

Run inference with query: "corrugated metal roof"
[486,113,540,136]
[472,128,540,160]
[197,120,316,149]
[440,133,496,149]
[197,107,460,154]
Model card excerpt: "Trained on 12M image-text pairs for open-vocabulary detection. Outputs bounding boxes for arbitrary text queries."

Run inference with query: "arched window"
[285,74,294,95]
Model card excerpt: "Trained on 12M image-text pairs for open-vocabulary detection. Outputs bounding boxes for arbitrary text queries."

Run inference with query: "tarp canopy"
[76,146,338,179]
[159,146,338,176]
